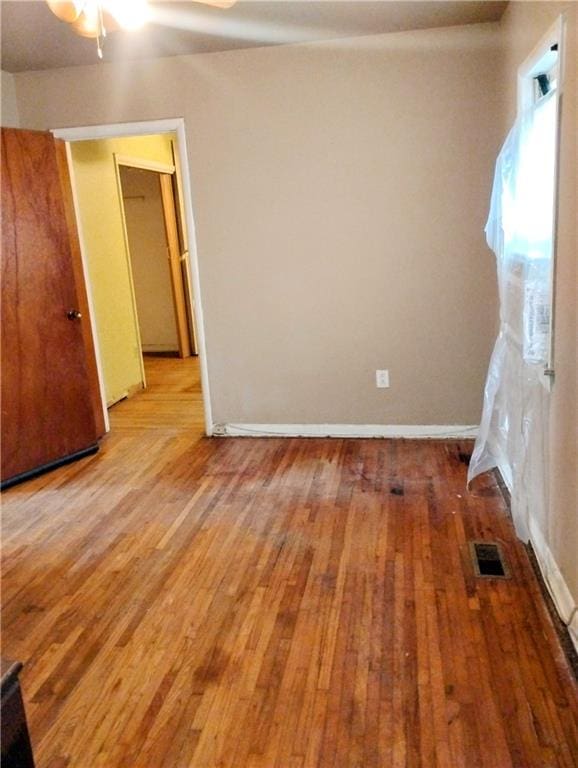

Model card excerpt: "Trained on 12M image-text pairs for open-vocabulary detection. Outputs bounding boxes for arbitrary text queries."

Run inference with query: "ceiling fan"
[46,0,236,56]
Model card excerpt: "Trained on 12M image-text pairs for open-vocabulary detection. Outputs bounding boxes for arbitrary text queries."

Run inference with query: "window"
[516,20,564,374]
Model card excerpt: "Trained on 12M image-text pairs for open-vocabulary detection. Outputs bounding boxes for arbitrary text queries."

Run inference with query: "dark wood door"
[1,128,103,487]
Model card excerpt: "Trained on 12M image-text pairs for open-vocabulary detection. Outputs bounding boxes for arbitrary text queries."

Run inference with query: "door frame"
[53,118,213,436]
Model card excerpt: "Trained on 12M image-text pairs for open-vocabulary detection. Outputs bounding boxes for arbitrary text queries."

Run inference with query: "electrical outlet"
[376,369,390,388]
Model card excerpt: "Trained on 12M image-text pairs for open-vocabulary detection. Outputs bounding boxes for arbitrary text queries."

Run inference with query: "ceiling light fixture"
[46,0,237,59]
[46,0,150,57]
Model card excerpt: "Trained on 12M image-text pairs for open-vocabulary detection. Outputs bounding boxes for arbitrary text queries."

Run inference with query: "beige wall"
[120,166,179,353]
[13,22,503,426]
[500,3,577,611]
[69,134,175,405]
[1,70,19,127]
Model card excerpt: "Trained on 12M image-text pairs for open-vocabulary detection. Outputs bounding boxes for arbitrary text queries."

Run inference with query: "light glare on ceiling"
[107,0,150,31]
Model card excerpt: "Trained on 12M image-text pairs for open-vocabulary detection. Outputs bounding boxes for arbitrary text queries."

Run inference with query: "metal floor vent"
[469,541,510,579]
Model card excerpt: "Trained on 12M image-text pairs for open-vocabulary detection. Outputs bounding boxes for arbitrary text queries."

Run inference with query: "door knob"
[66,309,82,321]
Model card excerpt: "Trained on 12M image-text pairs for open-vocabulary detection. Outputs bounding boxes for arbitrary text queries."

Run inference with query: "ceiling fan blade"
[46,0,84,23]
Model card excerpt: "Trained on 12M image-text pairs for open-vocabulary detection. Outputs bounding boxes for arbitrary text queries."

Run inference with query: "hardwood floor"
[2,357,577,768]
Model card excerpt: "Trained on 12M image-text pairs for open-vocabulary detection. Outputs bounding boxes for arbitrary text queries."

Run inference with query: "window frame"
[516,16,566,382]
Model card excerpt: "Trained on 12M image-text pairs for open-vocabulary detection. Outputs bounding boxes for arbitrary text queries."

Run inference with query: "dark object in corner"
[458,451,471,466]
[1,659,36,767]
[390,485,404,496]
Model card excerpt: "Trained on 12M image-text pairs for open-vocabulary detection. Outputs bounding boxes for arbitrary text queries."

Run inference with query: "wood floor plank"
[2,357,577,767]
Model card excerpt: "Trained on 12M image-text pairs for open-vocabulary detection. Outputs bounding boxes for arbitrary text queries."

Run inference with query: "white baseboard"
[215,423,479,439]
[529,517,578,653]
[496,453,513,492]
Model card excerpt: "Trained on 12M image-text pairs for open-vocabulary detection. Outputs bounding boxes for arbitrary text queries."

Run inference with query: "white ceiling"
[1,1,507,73]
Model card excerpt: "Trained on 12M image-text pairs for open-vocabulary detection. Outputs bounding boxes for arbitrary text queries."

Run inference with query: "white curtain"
[468,90,558,541]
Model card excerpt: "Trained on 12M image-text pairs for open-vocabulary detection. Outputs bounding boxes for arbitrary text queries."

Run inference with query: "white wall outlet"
[376,369,390,388]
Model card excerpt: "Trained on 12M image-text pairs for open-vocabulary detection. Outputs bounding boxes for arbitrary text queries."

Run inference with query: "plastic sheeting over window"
[467,90,558,542]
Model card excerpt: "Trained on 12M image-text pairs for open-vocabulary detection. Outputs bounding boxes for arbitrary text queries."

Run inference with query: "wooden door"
[1,128,104,488]
[159,173,192,358]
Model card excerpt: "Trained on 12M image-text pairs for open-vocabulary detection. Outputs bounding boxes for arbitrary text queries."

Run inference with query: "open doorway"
[55,120,212,436]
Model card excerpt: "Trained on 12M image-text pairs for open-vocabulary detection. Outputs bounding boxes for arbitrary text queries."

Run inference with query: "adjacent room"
[1,1,576,766]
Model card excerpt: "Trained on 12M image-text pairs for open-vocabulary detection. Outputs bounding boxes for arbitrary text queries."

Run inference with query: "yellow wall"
[70,134,176,405]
